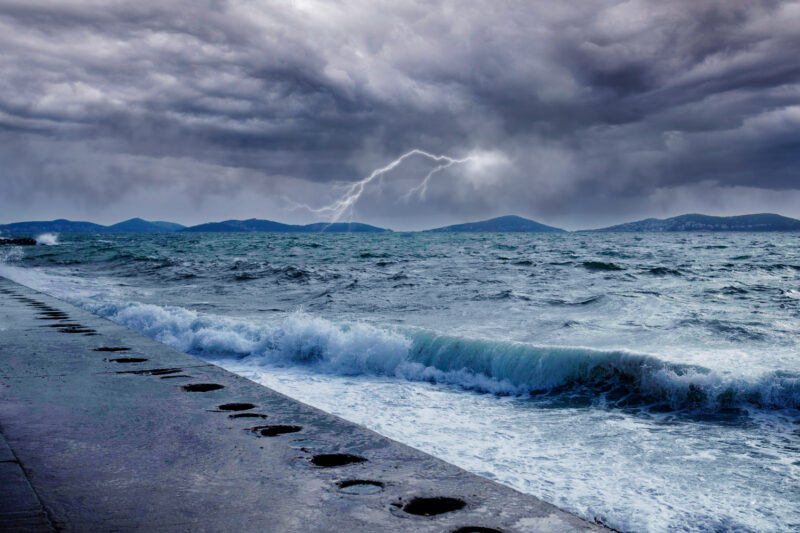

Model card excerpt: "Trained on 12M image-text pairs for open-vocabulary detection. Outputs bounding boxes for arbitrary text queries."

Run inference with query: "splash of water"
[36,233,59,246]
[290,149,472,223]
[0,246,24,263]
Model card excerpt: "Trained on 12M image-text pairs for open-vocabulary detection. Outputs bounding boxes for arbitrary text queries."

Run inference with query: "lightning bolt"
[401,157,464,202]
[290,149,472,223]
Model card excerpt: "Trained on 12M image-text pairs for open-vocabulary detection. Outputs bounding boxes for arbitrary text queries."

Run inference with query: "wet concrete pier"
[0,276,604,532]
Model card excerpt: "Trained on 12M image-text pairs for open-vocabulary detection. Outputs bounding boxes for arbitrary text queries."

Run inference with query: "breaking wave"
[83,300,799,412]
[35,233,59,246]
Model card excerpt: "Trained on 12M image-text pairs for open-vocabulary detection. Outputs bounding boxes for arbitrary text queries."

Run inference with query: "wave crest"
[86,301,799,412]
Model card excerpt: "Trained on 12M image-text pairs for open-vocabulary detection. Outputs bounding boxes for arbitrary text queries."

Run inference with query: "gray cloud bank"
[1,0,799,229]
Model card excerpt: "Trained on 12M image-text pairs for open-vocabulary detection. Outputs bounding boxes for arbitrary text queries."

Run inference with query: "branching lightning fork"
[289,149,472,223]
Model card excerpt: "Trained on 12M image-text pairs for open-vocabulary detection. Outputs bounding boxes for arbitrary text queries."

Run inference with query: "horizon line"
[1,212,798,233]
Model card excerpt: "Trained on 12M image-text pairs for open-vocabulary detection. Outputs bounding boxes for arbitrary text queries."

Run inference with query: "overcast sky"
[1,0,799,230]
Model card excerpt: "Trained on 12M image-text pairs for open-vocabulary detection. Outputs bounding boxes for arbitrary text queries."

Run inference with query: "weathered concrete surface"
[0,276,606,532]
[0,432,53,531]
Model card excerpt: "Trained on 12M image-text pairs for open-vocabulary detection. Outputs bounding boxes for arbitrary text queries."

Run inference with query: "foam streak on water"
[0,232,798,532]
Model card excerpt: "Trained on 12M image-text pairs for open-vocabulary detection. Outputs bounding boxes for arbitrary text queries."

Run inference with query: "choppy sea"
[1,231,798,532]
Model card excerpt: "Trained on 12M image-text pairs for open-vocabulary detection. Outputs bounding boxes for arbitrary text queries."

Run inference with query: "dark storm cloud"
[1,0,799,227]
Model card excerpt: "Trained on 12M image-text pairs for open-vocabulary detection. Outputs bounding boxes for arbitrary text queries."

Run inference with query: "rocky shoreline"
[0,237,36,246]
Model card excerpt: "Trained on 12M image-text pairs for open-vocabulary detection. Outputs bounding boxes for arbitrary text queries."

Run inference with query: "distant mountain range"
[0,218,389,234]
[590,213,800,232]
[181,219,389,233]
[1,213,799,234]
[424,215,565,233]
[0,218,186,234]
[109,218,186,233]
[0,219,110,233]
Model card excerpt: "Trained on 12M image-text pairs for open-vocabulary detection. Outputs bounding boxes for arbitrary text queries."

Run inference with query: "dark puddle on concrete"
[217,402,256,411]
[261,425,302,437]
[229,413,267,419]
[337,480,384,495]
[93,347,131,352]
[107,357,149,363]
[451,528,503,533]
[310,454,367,467]
[403,497,466,516]
[182,383,224,392]
[248,425,303,437]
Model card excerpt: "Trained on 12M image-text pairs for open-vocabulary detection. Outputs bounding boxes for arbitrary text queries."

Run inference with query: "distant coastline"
[2,213,800,234]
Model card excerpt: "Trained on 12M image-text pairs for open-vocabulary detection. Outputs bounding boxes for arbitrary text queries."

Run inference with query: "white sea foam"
[35,233,59,245]
[74,299,799,411]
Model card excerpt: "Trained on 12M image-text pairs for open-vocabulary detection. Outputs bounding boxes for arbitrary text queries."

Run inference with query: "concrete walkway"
[0,276,605,532]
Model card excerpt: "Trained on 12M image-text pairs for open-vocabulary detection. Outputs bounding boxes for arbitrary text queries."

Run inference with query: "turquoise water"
[1,232,798,531]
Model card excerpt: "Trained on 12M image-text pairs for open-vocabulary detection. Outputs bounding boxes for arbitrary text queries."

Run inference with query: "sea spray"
[35,233,59,245]
[82,300,799,411]
[0,246,24,263]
